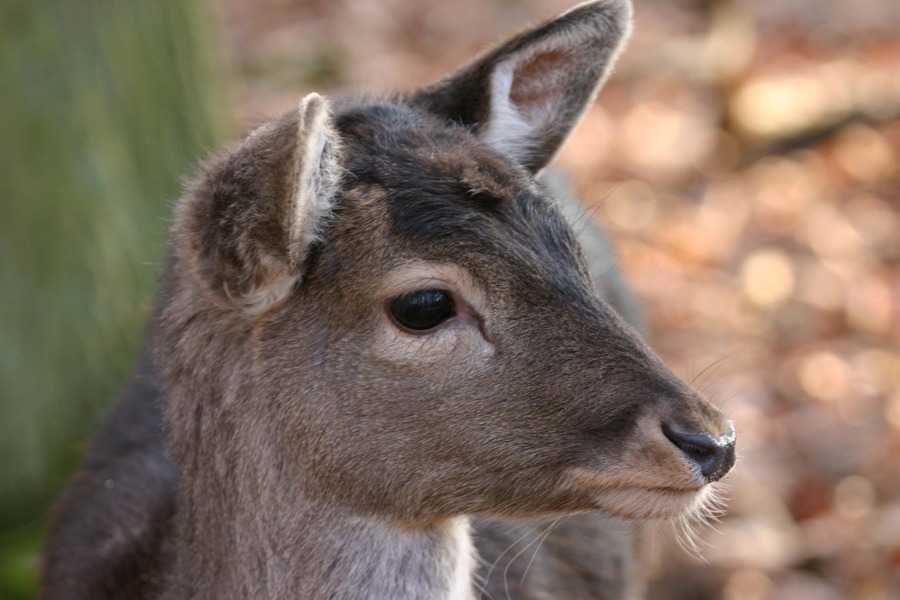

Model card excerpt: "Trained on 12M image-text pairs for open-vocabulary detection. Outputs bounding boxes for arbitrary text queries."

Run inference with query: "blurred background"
[1,0,898,598]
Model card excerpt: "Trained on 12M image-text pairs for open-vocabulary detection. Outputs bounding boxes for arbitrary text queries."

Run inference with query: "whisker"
[479,520,550,598]
[519,516,564,586]
[690,353,736,394]
[470,563,496,600]
[502,519,559,600]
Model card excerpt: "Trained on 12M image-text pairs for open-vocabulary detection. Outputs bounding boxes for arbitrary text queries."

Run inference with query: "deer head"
[158,0,733,594]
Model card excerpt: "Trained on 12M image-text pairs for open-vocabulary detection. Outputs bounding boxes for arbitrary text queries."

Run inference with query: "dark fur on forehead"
[333,100,591,291]
[334,101,516,238]
[336,102,517,202]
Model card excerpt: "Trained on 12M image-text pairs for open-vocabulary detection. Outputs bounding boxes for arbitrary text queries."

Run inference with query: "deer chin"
[564,466,711,520]
[593,485,712,521]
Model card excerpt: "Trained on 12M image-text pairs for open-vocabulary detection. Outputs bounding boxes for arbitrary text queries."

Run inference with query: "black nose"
[663,423,736,482]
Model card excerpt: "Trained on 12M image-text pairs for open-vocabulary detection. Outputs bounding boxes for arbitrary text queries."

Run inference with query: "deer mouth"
[564,467,712,520]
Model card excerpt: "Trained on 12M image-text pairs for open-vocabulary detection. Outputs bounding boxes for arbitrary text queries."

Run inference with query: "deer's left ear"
[411,0,632,174]
[179,93,342,314]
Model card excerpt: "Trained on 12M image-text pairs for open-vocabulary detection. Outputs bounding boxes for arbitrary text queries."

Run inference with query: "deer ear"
[183,93,341,313]
[411,0,631,173]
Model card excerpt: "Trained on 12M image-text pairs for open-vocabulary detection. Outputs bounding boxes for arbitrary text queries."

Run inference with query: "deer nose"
[662,422,736,482]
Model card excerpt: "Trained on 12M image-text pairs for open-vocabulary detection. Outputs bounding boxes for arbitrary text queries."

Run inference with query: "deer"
[41,1,736,598]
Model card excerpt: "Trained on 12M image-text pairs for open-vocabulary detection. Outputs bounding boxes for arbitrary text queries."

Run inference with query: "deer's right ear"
[179,93,342,313]
[411,0,631,174]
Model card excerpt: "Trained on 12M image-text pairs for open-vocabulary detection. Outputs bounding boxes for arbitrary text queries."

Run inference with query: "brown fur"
[41,2,735,598]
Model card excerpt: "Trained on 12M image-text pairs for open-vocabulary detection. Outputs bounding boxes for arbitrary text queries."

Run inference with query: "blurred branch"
[745,104,900,165]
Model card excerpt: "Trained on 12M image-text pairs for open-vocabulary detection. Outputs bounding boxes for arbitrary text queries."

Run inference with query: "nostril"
[662,423,736,482]
[662,425,719,459]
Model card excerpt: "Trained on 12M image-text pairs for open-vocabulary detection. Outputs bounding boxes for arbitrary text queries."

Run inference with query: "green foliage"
[0,525,44,600]
[0,0,227,593]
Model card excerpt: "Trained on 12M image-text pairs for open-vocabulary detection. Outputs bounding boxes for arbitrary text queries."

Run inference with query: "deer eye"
[389,289,455,332]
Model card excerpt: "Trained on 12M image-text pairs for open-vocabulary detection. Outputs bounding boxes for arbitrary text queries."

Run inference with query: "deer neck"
[168,492,475,599]
[164,391,475,599]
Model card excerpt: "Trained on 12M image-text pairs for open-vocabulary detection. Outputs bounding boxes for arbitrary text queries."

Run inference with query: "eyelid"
[378,277,457,302]
[378,264,483,303]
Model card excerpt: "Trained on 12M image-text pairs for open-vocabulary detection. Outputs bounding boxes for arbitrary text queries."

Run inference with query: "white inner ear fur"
[241,256,297,315]
[242,94,342,315]
[290,92,342,269]
[480,1,633,167]
[481,35,590,167]
[481,55,544,165]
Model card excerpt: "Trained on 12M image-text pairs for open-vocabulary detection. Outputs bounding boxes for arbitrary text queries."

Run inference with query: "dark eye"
[389,289,455,332]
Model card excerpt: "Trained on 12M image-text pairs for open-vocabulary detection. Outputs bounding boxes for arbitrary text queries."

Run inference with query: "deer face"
[167,0,733,526]
[225,103,734,523]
